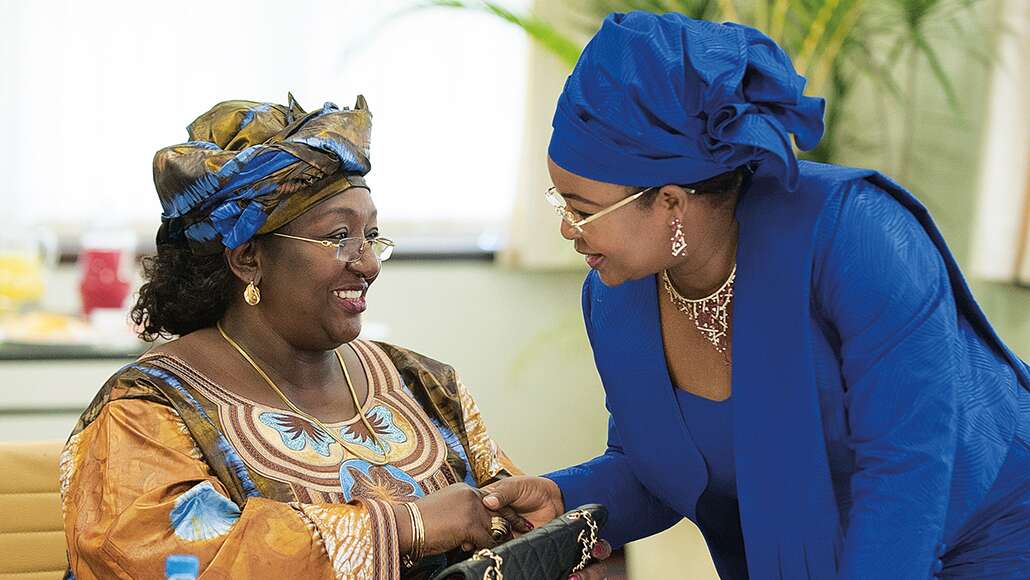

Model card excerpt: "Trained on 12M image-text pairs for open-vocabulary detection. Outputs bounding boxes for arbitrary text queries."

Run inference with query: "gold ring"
[490,516,512,541]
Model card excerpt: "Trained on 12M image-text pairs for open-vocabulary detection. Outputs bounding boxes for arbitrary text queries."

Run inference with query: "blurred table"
[0,341,145,361]
[0,338,145,442]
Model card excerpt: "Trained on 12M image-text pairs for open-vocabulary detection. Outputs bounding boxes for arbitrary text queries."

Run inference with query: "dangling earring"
[244,280,261,306]
[670,218,687,257]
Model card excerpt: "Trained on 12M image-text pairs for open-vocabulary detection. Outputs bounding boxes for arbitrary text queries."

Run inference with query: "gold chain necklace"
[216,322,389,465]
[661,264,736,362]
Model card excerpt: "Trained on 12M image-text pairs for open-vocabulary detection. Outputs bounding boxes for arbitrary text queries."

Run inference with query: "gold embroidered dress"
[60,341,517,579]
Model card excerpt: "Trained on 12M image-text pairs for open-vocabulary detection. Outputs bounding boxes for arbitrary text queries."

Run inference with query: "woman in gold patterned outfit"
[60,95,522,579]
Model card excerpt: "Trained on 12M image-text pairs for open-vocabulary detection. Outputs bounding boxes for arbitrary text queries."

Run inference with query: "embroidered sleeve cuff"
[294,498,401,580]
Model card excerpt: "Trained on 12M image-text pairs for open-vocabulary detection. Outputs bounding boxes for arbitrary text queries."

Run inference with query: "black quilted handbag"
[429,504,608,580]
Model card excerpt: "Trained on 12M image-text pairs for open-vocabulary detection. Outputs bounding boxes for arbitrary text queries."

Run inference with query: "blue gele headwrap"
[549,12,825,191]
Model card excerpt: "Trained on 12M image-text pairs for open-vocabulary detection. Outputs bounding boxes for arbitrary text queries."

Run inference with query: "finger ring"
[490,516,511,540]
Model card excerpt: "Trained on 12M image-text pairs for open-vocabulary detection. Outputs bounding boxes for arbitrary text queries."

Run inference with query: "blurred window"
[0,0,530,254]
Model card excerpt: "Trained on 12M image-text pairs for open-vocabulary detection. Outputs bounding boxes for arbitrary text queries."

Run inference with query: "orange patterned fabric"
[60,340,517,579]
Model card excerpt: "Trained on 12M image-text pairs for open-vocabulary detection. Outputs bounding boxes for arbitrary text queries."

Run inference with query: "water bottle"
[165,554,199,580]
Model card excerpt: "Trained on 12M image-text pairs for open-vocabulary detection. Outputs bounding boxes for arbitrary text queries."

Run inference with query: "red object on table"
[79,249,131,315]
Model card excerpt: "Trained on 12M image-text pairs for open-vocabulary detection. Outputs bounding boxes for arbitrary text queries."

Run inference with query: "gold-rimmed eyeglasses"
[271,233,396,263]
[545,185,668,233]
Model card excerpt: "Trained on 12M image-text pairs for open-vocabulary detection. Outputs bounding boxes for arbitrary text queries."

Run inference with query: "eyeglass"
[271,233,396,263]
[545,185,677,233]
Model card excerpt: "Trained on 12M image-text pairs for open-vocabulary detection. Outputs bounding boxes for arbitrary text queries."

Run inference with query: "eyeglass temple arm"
[573,188,649,227]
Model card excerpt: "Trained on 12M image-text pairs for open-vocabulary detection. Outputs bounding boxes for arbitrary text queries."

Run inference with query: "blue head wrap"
[549,12,825,191]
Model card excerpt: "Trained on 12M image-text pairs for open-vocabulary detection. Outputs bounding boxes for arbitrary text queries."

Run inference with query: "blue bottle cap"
[165,554,200,578]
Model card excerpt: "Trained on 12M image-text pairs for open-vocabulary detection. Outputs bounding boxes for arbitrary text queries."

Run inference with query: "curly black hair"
[131,243,236,341]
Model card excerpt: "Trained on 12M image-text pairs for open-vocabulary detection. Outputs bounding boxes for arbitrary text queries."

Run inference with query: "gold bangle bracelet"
[402,503,416,568]
[401,502,425,568]
[409,502,426,562]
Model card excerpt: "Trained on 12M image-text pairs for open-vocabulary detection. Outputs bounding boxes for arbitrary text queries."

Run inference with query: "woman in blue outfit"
[482,12,1030,580]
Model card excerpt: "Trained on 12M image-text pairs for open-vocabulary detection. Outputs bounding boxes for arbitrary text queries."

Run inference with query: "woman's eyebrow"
[317,207,379,226]
[559,191,599,207]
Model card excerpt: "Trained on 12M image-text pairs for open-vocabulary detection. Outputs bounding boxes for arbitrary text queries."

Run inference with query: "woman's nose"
[347,245,382,279]
[559,220,581,241]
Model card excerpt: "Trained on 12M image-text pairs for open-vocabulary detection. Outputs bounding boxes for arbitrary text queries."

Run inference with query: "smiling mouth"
[332,288,367,314]
[333,289,364,300]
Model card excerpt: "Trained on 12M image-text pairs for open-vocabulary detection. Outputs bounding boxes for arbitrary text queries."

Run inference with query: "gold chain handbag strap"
[472,549,503,580]
[566,510,599,573]
[468,509,598,580]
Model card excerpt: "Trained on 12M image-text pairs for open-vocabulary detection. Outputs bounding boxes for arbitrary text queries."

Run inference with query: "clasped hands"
[398,477,614,579]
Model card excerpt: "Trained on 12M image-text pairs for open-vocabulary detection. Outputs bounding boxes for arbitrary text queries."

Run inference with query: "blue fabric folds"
[549,12,824,191]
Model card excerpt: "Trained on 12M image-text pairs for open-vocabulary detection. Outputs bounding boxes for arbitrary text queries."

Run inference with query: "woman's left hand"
[567,541,626,580]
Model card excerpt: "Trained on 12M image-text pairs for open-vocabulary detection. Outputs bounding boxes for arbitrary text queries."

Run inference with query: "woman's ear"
[225,240,262,285]
[656,184,692,220]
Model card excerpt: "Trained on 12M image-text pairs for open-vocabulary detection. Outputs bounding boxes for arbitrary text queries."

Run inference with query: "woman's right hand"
[480,476,565,530]
[414,483,496,556]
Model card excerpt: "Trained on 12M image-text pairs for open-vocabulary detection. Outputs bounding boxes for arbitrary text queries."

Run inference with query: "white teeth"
[334,290,363,300]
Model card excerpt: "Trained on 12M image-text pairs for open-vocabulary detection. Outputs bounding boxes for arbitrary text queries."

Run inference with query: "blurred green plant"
[421,0,991,184]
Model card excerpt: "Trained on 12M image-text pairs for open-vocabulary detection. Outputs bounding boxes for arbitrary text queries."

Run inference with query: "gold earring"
[670,218,687,257]
[244,280,261,306]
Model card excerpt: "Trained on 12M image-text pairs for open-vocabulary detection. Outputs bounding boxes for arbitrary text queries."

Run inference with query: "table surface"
[0,341,146,361]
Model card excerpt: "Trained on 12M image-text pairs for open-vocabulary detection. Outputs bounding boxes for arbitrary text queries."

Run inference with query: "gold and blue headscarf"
[153,94,372,254]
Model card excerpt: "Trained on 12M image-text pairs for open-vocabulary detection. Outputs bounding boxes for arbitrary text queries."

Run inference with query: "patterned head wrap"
[549,12,825,191]
[153,94,372,254]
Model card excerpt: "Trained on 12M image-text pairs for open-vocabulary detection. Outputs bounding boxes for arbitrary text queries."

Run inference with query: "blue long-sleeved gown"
[547,162,1030,579]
